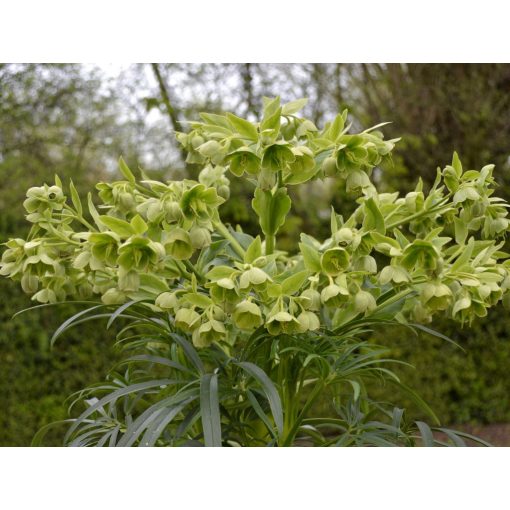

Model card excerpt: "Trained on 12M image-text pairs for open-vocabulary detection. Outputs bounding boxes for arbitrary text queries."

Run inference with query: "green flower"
[117,236,164,271]
[266,311,301,336]
[401,240,439,271]
[300,288,321,311]
[192,319,226,348]
[208,278,239,304]
[226,148,260,177]
[118,267,140,292]
[322,156,338,177]
[180,184,224,221]
[162,228,194,260]
[89,232,120,266]
[23,185,65,214]
[379,265,410,285]
[354,290,377,314]
[297,311,320,332]
[174,308,201,332]
[233,300,263,330]
[261,143,295,172]
[189,226,212,250]
[155,291,180,311]
[321,247,350,276]
[239,266,271,290]
[101,288,126,305]
[321,282,349,307]
[421,281,452,311]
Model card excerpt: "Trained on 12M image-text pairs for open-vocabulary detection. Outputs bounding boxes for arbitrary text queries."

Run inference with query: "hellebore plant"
[2,97,509,446]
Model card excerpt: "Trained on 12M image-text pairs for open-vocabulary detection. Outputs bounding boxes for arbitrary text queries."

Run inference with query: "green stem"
[386,195,451,230]
[182,259,205,282]
[213,220,246,259]
[265,234,275,256]
[282,380,325,446]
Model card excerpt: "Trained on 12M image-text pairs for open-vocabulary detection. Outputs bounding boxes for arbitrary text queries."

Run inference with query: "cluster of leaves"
[2,97,508,446]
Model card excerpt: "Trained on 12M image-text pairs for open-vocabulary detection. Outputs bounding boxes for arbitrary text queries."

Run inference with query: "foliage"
[2,96,509,446]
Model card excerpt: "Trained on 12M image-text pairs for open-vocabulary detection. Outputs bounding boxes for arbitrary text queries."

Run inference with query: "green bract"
[2,96,508,447]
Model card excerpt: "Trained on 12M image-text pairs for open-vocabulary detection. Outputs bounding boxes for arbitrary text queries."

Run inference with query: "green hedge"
[0,278,118,446]
[372,307,510,425]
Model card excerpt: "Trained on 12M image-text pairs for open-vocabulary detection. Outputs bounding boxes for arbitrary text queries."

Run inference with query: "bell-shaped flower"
[421,281,452,311]
[117,236,164,271]
[400,240,439,271]
[155,291,180,311]
[226,148,261,177]
[192,319,226,348]
[208,278,240,305]
[101,287,126,305]
[89,232,120,266]
[174,308,201,332]
[180,184,224,222]
[300,288,321,311]
[266,311,302,336]
[321,247,350,276]
[297,310,320,332]
[379,265,410,285]
[354,290,377,314]
[23,185,65,215]
[239,266,271,290]
[162,228,194,260]
[233,300,263,330]
[321,282,349,307]
[261,142,296,172]
[189,226,212,250]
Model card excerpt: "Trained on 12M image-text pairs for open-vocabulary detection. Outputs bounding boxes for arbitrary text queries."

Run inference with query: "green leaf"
[130,214,148,235]
[416,421,435,447]
[88,192,104,230]
[363,198,386,234]
[252,187,291,238]
[226,113,258,141]
[244,236,262,264]
[200,373,222,447]
[69,180,82,216]
[282,98,308,115]
[299,242,322,272]
[99,215,135,237]
[119,156,136,183]
[235,361,283,437]
[281,270,309,295]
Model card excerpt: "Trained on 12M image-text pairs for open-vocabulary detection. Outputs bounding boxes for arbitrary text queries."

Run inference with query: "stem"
[265,234,275,256]
[282,380,325,446]
[213,220,246,259]
[182,259,205,282]
[386,195,451,230]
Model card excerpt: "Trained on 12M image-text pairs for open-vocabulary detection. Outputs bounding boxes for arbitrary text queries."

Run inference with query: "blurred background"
[1,63,510,446]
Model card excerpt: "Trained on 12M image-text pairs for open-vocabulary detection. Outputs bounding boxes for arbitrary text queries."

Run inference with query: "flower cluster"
[2,98,510,348]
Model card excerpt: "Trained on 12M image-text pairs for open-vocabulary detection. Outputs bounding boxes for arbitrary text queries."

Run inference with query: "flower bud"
[333,228,354,245]
[189,226,212,250]
[379,265,410,285]
[155,291,179,311]
[354,290,377,314]
[322,156,338,177]
[353,255,377,274]
[118,268,140,292]
[163,200,183,223]
[233,300,263,330]
[101,288,126,305]
[300,288,321,311]
[198,140,222,158]
[297,311,320,332]
[191,134,205,149]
